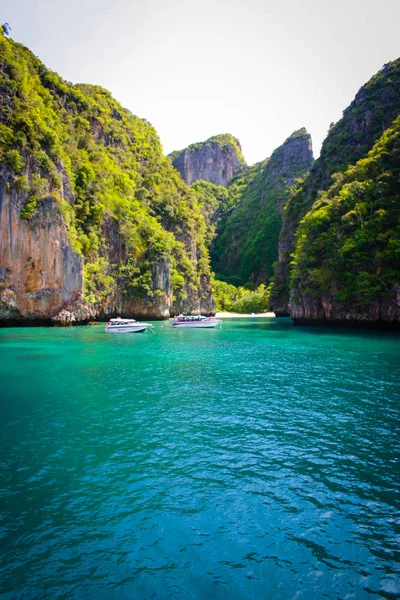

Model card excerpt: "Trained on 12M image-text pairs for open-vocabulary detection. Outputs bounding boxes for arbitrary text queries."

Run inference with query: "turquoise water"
[0,318,399,599]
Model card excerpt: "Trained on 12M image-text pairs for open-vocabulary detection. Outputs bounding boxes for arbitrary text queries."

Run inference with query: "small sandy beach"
[215,311,276,318]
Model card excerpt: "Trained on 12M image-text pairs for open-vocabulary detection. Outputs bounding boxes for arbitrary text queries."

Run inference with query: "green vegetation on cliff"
[290,115,400,310]
[211,160,268,285]
[211,129,313,286]
[191,180,229,245]
[0,30,212,309]
[270,58,400,314]
[288,60,400,218]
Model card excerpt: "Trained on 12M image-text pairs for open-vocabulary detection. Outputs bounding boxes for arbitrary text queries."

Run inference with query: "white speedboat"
[172,315,222,328]
[106,317,153,333]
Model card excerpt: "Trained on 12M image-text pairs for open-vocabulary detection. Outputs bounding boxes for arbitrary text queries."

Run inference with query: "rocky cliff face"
[170,134,245,186]
[259,128,314,210]
[289,286,400,326]
[211,129,313,286]
[0,178,84,323]
[270,58,400,317]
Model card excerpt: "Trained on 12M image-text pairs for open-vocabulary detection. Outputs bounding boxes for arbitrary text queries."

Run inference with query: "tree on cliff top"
[1,23,11,36]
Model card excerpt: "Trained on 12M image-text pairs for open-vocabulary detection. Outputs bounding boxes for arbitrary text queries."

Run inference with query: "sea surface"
[0,317,399,600]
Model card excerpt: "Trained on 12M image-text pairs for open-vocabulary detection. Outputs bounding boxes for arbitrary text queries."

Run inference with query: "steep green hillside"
[290,115,400,323]
[211,129,313,286]
[0,29,213,319]
[190,180,230,245]
[270,58,400,314]
[211,160,267,285]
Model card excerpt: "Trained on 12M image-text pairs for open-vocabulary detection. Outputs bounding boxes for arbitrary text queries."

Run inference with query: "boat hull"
[106,327,149,333]
[172,320,222,329]
[105,317,153,333]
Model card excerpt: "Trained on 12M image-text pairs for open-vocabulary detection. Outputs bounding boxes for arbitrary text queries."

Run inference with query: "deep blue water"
[0,318,399,599]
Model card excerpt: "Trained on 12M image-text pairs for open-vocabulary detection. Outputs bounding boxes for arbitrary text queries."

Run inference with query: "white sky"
[2,0,400,164]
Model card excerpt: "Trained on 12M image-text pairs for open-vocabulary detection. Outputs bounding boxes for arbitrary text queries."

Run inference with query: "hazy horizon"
[2,0,400,165]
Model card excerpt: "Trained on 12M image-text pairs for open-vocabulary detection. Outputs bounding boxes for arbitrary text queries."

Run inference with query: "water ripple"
[0,320,399,598]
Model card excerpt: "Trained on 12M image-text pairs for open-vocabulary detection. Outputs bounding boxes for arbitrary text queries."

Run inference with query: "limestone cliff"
[170,134,245,186]
[0,30,214,324]
[270,58,400,316]
[289,115,400,327]
[211,129,314,286]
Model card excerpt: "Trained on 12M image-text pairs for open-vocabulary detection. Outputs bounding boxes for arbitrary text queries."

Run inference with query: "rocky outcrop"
[259,128,314,211]
[170,134,245,186]
[51,300,96,326]
[270,58,400,317]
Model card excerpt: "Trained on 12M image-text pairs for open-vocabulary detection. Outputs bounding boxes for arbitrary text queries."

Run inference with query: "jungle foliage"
[191,180,229,245]
[212,279,273,313]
